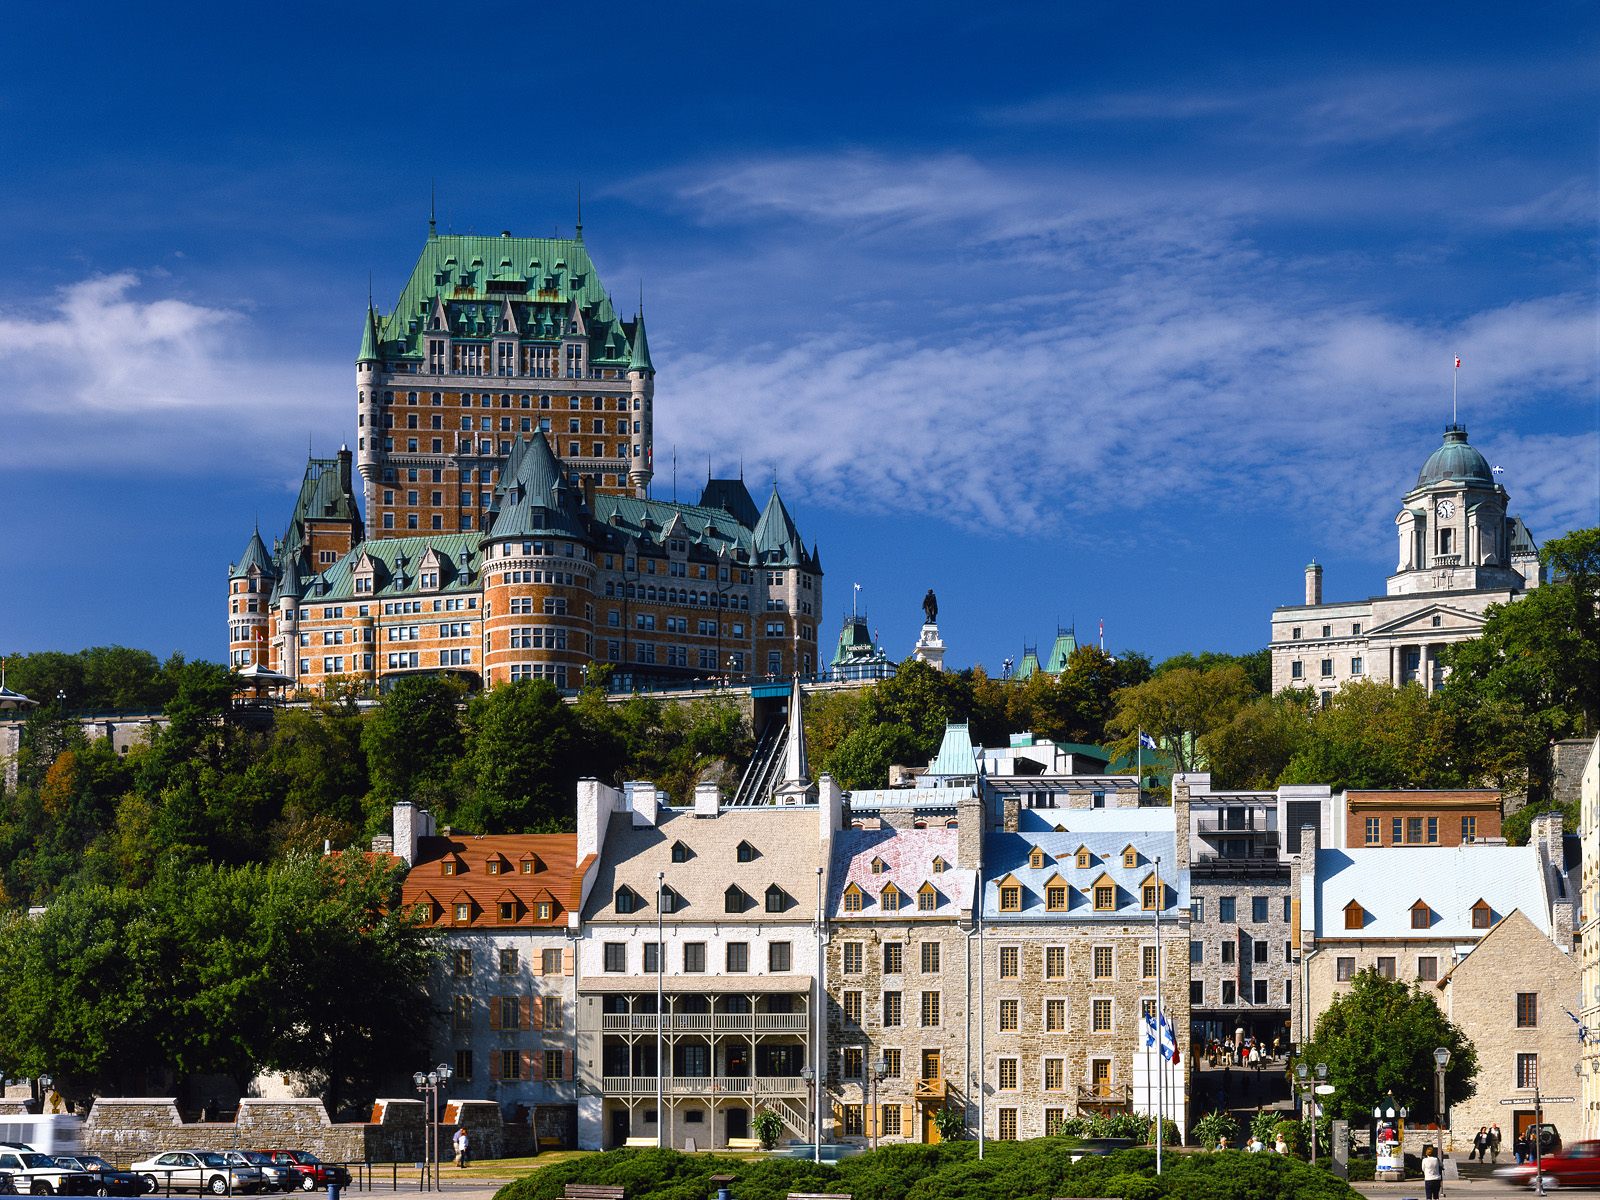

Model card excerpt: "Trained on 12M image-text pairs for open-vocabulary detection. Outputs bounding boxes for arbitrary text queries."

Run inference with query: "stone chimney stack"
[956,794,984,870]
[1171,776,1192,872]
[1305,560,1323,606]
[393,801,420,865]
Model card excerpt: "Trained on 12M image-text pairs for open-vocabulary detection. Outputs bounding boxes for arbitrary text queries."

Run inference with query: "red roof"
[399,833,579,929]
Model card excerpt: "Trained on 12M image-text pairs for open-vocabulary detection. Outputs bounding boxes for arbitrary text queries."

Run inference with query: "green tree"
[824,723,926,790]
[1199,690,1313,788]
[1278,681,1460,790]
[1157,648,1270,695]
[361,676,464,804]
[259,700,372,853]
[1106,664,1257,776]
[1297,968,1477,1123]
[456,680,584,832]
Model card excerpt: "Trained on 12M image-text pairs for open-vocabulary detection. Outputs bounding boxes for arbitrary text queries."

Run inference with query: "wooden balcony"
[600,1013,808,1034]
[601,1074,810,1098]
[914,1077,947,1102]
[1076,1083,1132,1112]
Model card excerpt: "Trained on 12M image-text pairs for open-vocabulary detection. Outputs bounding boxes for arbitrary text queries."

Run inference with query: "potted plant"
[752,1109,783,1151]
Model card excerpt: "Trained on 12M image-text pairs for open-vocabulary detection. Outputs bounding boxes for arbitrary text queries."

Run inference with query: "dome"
[1416,424,1493,489]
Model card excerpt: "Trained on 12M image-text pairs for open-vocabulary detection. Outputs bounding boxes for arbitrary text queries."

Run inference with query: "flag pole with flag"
[1453,356,1461,423]
[1154,853,1164,1174]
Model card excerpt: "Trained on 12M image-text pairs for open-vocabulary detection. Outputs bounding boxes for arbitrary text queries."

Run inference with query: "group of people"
[1468,1125,1503,1164]
[1204,1029,1282,1069]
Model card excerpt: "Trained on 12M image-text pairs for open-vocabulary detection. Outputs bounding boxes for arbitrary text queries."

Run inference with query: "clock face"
[1436,500,1456,519]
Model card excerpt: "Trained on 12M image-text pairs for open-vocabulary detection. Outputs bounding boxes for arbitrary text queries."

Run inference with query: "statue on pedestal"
[922,588,938,626]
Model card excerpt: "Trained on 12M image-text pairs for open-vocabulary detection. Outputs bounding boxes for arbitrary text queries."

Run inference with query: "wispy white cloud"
[0,273,345,475]
[648,150,1598,549]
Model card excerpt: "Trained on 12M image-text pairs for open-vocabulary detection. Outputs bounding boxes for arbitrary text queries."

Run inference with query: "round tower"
[627,310,655,496]
[479,434,597,691]
[227,529,275,670]
[356,305,383,522]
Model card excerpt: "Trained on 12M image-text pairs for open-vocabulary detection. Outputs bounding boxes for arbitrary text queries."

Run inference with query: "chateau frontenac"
[228,227,822,691]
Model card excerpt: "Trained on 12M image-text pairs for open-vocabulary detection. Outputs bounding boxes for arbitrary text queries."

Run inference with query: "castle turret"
[227,528,275,668]
[356,303,383,522]
[627,310,654,496]
[479,433,595,690]
[1305,559,1323,605]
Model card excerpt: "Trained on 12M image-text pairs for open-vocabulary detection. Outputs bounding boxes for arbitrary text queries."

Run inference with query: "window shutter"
[562,947,575,975]
[532,995,545,1030]
[523,1050,536,1081]
[489,996,502,1031]
[867,1104,878,1139]
[489,1051,501,1080]
[520,995,531,1030]
[902,1104,912,1137]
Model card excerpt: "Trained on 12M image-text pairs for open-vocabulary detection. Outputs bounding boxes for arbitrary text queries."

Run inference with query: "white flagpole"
[1155,854,1164,1174]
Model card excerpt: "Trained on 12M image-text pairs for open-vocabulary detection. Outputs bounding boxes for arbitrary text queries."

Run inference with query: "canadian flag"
[1455,357,1462,369]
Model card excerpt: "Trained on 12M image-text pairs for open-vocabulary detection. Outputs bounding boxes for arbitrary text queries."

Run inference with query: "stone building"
[391,803,582,1148]
[1435,909,1580,1142]
[573,778,840,1151]
[1578,737,1600,1139]
[1269,423,1540,699]
[228,228,823,692]
[823,807,981,1146]
[976,807,1190,1141]
[1300,819,1574,1039]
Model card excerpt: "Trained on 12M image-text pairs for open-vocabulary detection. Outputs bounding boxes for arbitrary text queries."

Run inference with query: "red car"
[1502,1139,1600,1190]
[257,1155,350,1193]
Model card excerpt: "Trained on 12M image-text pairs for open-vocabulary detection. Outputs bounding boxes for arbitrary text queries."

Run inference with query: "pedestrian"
[1272,1033,1282,1061]
[1471,1126,1487,1162]
[1515,1133,1528,1164]
[1274,1132,1288,1155]
[1490,1124,1501,1163]
[453,1126,468,1168]
[1216,1134,1230,1151]
[1421,1145,1443,1200]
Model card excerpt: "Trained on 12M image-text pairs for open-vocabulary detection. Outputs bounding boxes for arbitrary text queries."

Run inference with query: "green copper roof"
[629,310,654,375]
[928,722,978,778]
[830,614,891,670]
[1015,650,1041,680]
[357,304,381,362]
[754,488,809,566]
[307,534,483,604]
[231,528,274,579]
[371,233,633,363]
[1417,424,1493,490]
[486,432,588,542]
[1045,627,1078,674]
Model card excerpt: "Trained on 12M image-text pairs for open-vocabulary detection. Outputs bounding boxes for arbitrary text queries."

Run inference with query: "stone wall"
[81,1098,436,1166]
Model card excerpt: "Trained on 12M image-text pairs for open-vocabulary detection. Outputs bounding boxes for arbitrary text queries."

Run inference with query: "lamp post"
[1298,1063,1326,1161]
[1433,1047,1451,1141]
[870,1056,889,1150]
[799,1067,816,1159]
[36,1074,52,1115]
[412,1062,453,1191]
[813,865,824,1165]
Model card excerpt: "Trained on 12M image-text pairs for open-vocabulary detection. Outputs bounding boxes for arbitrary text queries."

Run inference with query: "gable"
[1365,603,1487,639]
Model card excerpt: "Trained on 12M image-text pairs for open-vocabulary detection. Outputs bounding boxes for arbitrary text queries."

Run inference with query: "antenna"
[575,183,583,240]
[1452,355,1461,424]
[672,446,678,503]
[429,181,436,238]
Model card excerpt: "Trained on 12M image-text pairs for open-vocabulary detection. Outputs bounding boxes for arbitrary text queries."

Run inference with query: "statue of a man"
[922,588,938,626]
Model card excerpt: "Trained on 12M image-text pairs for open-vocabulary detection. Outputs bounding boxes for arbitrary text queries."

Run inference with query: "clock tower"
[1387,423,1537,597]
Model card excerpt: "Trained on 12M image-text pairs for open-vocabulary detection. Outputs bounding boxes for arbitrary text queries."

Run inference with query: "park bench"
[622,1137,656,1149]
[726,1138,763,1151]
[563,1187,625,1200]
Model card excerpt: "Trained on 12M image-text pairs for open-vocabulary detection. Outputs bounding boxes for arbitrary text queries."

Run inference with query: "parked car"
[222,1158,296,1195]
[128,1152,263,1196]
[255,1156,346,1194]
[1500,1137,1600,1189]
[0,1150,95,1195]
[50,1157,149,1197]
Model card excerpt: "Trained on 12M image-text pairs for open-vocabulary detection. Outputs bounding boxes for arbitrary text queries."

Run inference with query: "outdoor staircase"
[768,1096,811,1139]
[730,715,787,805]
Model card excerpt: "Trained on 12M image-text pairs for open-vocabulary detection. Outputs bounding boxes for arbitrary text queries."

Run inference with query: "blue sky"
[1,1,1596,672]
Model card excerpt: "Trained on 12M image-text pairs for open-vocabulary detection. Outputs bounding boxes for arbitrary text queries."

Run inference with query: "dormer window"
[931,856,948,874]
[1028,848,1046,870]
[486,860,501,876]
[1122,846,1139,870]
[843,883,864,913]
[535,901,553,921]
[454,902,471,924]
[1142,883,1160,910]
[660,887,682,914]
[1471,900,1493,929]
[870,857,888,875]
[441,860,457,876]
[765,885,790,914]
[1343,901,1365,930]
[1092,875,1117,911]
[615,886,642,915]
[520,857,535,874]
[1075,847,1091,869]
[670,841,691,864]
[736,840,758,863]
[1046,879,1069,912]
[1000,883,1022,912]
[1410,901,1432,930]
[725,885,750,914]
[880,884,901,913]
[918,883,938,912]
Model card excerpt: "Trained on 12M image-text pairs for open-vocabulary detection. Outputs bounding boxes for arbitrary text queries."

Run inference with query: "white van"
[0,1116,86,1159]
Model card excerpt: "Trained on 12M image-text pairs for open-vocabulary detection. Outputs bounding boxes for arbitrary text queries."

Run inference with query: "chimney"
[628,781,659,828]
[338,445,354,496]
[1305,560,1323,606]
[393,802,419,866]
[693,783,721,817]
[1171,776,1192,872]
[582,474,597,512]
[956,794,984,871]
[1001,794,1020,833]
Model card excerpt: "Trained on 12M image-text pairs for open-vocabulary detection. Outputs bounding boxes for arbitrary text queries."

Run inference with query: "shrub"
[931,1105,966,1141]
[1271,1119,1306,1156]
[1250,1110,1280,1144]
[752,1109,783,1151]
[1192,1109,1241,1150]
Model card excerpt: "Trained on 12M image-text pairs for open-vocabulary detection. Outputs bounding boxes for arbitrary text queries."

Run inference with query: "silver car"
[128,1153,262,1196]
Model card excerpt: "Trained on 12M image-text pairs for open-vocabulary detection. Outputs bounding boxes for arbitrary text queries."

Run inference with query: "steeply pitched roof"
[487,432,587,542]
[928,723,978,778]
[753,487,809,567]
[829,827,975,918]
[399,832,580,929]
[1312,845,1551,939]
[231,528,274,579]
[373,233,631,365]
[303,533,482,603]
[1045,628,1079,673]
[628,310,654,375]
[981,824,1186,919]
[698,479,761,528]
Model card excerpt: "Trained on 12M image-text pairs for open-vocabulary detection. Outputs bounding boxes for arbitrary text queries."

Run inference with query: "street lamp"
[870,1056,889,1150]
[799,1067,816,1161]
[656,870,666,1150]
[1433,1047,1451,1136]
[412,1062,453,1191]
[36,1074,52,1114]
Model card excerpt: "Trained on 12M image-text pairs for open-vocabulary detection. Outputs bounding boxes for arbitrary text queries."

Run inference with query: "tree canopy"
[1297,968,1477,1123]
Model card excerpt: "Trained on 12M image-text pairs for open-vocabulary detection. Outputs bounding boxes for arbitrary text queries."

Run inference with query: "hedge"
[493,1142,1363,1200]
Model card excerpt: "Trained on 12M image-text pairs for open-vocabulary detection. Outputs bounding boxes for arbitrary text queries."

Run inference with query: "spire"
[575,184,583,241]
[485,432,587,542]
[753,486,805,564]
[773,676,815,804]
[628,308,654,376]
[231,527,275,580]
[357,300,381,362]
[429,180,437,238]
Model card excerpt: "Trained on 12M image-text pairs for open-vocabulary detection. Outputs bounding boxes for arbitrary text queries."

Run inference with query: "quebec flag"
[1138,732,1158,751]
